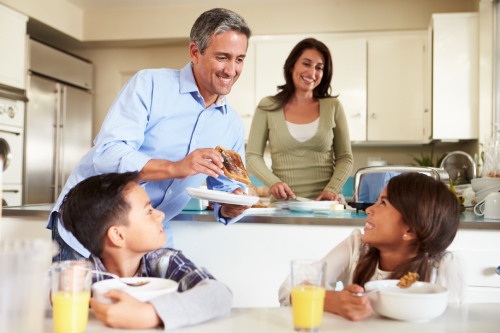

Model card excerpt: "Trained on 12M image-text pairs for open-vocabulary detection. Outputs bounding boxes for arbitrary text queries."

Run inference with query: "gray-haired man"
[49,8,253,261]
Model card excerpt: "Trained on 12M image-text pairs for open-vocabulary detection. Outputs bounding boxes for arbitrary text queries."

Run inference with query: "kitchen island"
[2,205,500,307]
[43,303,500,333]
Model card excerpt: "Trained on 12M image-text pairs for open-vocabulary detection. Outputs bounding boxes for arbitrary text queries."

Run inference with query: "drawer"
[461,251,500,288]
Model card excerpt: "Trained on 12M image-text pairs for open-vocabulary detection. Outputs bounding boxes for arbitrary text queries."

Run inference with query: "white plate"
[186,187,260,206]
[287,201,339,212]
[246,208,279,214]
[92,277,178,304]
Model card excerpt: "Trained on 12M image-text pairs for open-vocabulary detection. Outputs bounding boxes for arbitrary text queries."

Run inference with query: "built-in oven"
[0,84,26,206]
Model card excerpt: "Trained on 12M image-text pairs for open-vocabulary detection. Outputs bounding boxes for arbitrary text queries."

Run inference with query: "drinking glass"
[291,259,326,332]
[51,261,92,333]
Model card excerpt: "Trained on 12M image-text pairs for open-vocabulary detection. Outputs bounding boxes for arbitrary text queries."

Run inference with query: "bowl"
[365,280,448,322]
[475,185,500,202]
[92,277,178,304]
[472,178,500,192]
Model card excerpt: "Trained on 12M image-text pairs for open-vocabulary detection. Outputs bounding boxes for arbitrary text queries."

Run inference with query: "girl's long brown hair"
[352,173,460,287]
[265,38,335,111]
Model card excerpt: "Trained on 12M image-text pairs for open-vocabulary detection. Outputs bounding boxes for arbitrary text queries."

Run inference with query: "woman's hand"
[90,290,162,329]
[270,182,296,200]
[315,191,339,201]
[323,284,372,321]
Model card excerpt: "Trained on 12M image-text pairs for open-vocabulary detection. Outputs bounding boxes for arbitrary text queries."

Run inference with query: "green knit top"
[246,97,353,200]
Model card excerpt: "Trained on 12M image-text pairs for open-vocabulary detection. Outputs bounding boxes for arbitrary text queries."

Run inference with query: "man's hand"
[324,284,372,321]
[219,187,250,218]
[270,182,296,200]
[90,290,162,329]
[315,190,339,202]
[139,148,224,182]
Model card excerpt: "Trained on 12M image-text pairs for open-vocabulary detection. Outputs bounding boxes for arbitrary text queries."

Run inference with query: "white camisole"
[286,118,320,142]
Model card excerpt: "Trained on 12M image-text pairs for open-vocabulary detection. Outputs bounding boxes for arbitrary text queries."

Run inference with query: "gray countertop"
[3,204,499,230]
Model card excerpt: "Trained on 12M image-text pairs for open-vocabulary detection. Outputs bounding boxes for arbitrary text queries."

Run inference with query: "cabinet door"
[0,5,28,89]
[255,38,367,141]
[226,43,256,141]
[367,36,425,141]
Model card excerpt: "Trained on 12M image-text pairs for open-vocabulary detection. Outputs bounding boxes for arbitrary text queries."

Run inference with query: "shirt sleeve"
[324,99,354,194]
[278,229,362,306]
[435,251,468,304]
[165,252,215,291]
[246,99,283,188]
[148,279,233,331]
[92,71,154,174]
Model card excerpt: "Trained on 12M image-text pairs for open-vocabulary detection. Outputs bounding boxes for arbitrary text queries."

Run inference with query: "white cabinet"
[431,13,479,140]
[367,33,428,142]
[0,4,28,89]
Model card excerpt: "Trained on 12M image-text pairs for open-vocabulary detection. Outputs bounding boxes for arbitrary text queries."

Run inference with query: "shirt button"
[169,190,172,194]
[193,139,196,144]
[201,115,204,119]
[197,94,201,97]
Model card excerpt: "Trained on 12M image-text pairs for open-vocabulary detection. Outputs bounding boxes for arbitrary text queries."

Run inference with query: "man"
[49,8,252,261]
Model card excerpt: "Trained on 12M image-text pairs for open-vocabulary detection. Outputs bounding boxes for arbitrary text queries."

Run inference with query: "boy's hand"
[324,284,372,321]
[90,290,162,329]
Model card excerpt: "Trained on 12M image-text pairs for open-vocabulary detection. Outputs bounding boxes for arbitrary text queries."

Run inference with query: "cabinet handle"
[496,266,500,275]
[0,129,21,136]
[372,113,377,118]
[352,113,362,118]
[2,189,19,193]
[424,109,429,113]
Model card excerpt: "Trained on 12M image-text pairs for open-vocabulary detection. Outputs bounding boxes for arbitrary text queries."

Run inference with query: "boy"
[59,172,232,330]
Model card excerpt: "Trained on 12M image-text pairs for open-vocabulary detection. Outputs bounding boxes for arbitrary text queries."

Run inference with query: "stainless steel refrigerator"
[24,39,93,204]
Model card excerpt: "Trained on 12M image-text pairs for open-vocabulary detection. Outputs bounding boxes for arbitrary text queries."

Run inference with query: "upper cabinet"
[431,13,479,141]
[367,32,428,142]
[0,4,28,89]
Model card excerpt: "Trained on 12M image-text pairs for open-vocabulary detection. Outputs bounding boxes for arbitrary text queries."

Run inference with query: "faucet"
[439,151,477,179]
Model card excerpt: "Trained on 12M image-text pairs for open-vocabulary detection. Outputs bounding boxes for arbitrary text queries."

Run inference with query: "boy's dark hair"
[59,172,140,256]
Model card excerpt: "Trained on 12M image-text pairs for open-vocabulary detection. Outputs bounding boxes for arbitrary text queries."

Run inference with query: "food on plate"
[397,272,419,288]
[330,204,344,211]
[216,146,251,185]
[248,184,273,208]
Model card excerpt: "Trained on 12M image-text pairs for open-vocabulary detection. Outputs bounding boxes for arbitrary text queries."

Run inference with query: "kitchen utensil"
[91,277,178,304]
[351,274,418,296]
[186,187,260,206]
[474,192,500,219]
[364,280,449,322]
[91,270,150,287]
[475,185,500,202]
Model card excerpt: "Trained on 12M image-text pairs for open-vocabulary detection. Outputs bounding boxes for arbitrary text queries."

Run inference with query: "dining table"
[43,303,500,333]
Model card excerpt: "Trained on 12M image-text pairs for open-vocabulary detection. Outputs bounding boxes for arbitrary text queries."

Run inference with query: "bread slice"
[215,146,251,185]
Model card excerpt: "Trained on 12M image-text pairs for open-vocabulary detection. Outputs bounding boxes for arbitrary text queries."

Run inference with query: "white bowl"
[472,178,500,192]
[365,280,448,322]
[92,277,178,304]
[475,185,500,202]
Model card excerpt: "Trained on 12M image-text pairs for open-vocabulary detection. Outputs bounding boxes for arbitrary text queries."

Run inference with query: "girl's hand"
[270,182,296,200]
[315,191,339,202]
[324,284,372,321]
[90,290,162,329]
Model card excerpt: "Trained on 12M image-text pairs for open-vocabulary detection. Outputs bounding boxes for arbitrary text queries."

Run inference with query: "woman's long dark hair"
[352,173,460,287]
[265,38,335,111]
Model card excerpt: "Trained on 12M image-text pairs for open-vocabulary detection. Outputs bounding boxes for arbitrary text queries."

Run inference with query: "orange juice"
[52,291,91,333]
[291,285,326,330]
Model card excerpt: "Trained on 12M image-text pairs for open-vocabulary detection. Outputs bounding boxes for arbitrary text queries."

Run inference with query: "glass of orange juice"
[51,261,92,333]
[291,259,326,332]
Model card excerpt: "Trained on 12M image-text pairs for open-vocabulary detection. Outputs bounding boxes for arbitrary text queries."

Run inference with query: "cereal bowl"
[471,178,500,192]
[92,277,178,304]
[365,279,448,322]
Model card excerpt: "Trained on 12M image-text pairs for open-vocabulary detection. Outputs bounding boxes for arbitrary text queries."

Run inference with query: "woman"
[279,173,467,321]
[246,38,353,202]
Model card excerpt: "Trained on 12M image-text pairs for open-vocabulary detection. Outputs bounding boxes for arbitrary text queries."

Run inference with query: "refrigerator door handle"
[59,86,67,197]
[54,83,61,202]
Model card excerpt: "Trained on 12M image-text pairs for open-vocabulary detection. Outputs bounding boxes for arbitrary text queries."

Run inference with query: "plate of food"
[287,201,340,212]
[186,187,260,206]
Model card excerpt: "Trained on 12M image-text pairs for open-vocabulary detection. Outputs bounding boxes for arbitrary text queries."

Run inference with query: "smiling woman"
[246,38,353,203]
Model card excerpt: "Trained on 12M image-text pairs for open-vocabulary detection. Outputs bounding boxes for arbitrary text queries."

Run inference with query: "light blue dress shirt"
[358,172,402,203]
[47,63,247,258]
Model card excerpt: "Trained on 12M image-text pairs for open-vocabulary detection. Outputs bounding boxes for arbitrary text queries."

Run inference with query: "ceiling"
[65,0,283,10]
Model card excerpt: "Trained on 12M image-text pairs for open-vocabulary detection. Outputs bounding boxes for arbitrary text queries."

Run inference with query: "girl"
[279,172,467,321]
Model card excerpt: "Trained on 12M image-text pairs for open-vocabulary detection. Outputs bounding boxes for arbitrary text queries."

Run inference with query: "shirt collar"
[90,254,149,281]
[179,62,227,114]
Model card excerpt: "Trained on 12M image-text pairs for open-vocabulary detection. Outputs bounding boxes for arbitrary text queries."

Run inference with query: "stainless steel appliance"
[0,83,27,206]
[24,39,92,204]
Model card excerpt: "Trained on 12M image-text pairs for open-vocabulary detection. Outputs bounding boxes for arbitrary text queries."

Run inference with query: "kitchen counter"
[3,204,499,230]
[43,304,500,333]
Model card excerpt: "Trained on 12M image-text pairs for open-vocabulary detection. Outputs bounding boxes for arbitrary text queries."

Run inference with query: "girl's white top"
[279,229,468,305]
[286,118,320,143]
